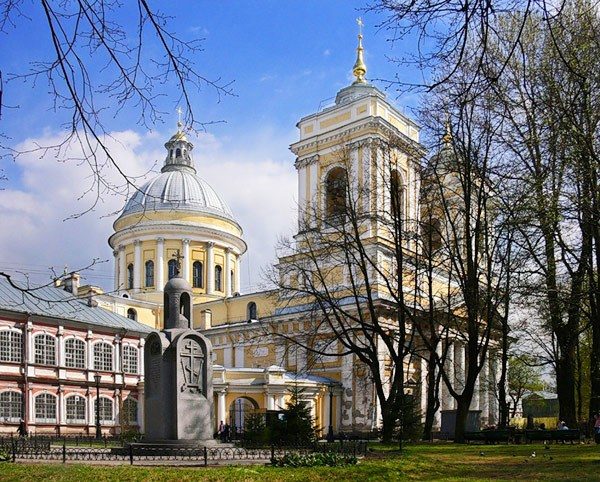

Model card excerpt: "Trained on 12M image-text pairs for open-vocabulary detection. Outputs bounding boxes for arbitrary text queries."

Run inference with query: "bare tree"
[1,1,233,215]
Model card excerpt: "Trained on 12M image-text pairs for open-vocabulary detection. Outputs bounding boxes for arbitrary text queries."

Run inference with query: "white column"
[309,162,318,228]
[87,330,94,373]
[471,363,480,411]
[235,257,241,294]
[444,342,455,410]
[113,250,119,292]
[489,355,499,425]
[206,242,215,295]
[138,339,145,382]
[58,388,65,426]
[298,166,307,229]
[455,342,465,393]
[118,245,126,293]
[225,249,232,298]
[182,239,190,283]
[234,344,244,368]
[278,394,286,410]
[156,237,165,291]
[217,390,227,424]
[133,240,141,291]
[420,358,428,423]
[267,393,275,411]
[324,392,332,430]
[433,343,442,428]
[480,356,489,425]
[224,346,233,368]
[87,390,94,427]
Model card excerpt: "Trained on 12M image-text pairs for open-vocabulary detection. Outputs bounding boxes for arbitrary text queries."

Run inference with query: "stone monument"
[144,254,214,442]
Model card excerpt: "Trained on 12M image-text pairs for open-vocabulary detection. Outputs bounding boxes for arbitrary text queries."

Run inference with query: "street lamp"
[94,373,102,439]
[326,384,335,443]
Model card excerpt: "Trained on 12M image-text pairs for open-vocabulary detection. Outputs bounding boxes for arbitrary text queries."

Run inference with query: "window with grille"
[0,391,22,422]
[93,342,113,371]
[127,308,137,321]
[193,261,203,288]
[65,338,86,369]
[0,330,22,363]
[215,265,222,291]
[122,397,138,425]
[65,395,86,424]
[95,397,113,423]
[35,393,56,423]
[34,334,56,366]
[145,260,154,287]
[122,345,138,374]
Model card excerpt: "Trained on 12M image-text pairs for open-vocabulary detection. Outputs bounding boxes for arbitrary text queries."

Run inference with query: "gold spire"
[170,106,188,142]
[352,17,367,84]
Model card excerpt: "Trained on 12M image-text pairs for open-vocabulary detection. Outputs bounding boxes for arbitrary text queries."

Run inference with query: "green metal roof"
[0,278,151,334]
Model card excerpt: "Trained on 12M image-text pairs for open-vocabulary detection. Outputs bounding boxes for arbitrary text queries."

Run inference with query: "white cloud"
[0,127,298,294]
[323,49,331,57]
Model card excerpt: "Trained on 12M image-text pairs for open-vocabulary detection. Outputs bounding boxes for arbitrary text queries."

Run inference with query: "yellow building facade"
[87,32,503,437]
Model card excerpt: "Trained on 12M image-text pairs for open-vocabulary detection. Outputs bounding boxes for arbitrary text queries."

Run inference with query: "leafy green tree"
[508,356,545,418]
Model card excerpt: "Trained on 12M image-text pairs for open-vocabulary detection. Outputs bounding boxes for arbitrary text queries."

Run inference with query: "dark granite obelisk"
[144,257,213,442]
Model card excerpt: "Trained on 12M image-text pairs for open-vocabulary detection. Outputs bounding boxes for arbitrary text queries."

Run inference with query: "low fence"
[0,439,367,465]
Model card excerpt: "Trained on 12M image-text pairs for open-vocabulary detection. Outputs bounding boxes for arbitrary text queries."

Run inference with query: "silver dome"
[120,170,235,220]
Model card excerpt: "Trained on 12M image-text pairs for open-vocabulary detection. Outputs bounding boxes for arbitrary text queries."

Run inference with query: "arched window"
[35,393,56,423]
[65,338,86,369]
[34,334,56,366]
[193,261,203,288]
[93,342,113,371]
[247,302,258,321]
[122,397,138,425]
[0,391,23,422]
[145,260,154,287]
[175,148,182,158]
[127,263,134,289]
[65,395,86,424]
[127,308,137,321]
[325,167,348,221]
[215,265,223,291]
[122,345,138,374]
[390,170,405,220]
[170,149,174,159]
[95,396,113,424]
[168,259,178,279]
[423,217,443,253]
[0,330,22,363]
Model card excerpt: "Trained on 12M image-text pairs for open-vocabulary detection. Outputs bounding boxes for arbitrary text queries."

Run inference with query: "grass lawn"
[0,443,598,481]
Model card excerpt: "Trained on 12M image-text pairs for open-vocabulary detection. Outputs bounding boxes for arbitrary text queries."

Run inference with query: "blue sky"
[0,1,427,291]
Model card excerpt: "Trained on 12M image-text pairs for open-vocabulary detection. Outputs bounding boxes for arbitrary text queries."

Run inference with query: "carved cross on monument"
[180,338,204,394]
[172,249,184,276]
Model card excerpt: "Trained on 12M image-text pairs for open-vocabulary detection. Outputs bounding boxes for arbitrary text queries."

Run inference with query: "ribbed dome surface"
[120,170,235,220]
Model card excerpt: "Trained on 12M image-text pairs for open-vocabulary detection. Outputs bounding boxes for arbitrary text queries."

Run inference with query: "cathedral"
[90,31,502,438]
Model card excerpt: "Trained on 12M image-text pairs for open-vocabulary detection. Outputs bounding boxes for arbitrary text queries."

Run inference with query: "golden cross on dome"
[357,17,364,37]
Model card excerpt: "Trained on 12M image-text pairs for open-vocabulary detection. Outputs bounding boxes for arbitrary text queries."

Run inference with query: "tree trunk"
[454,396,470,443]
[380,403,397,444]
[590,321,600,417]
[422,351,440,440]
[556,338,578,427]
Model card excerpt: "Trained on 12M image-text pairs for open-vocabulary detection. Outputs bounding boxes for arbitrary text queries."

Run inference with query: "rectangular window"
[0,391,22,422]
[35,394,56,423]
[0,331,22,363]
[93,343,113,371]
[65,339,86,369]
[34,335,56,366]
[122,346,138,374]
[66,396,86,424]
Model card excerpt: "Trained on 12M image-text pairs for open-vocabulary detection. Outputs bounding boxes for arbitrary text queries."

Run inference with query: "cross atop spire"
[352,18,367,84]
[172,249,184,276]
[176,106,184,130]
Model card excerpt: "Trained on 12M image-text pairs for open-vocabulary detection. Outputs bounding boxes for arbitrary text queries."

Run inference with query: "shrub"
[271,452,358,467]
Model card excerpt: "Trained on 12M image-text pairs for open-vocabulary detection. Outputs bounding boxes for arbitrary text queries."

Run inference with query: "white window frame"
[122,397,138,425]
[35,393,57,424]
[95,396,114,424]
[0,329,22,363]
[34,333,56,366]
[65,394,86,424]
[93,341,113,372]
[64,337,86,369]
[122,345,138,374]
[0,390,23,423]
